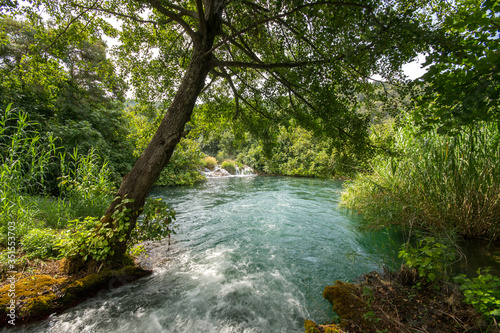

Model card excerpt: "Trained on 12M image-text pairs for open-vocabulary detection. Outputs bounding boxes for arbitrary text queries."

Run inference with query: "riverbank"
[305,268,496,333]
[0,260,151,327]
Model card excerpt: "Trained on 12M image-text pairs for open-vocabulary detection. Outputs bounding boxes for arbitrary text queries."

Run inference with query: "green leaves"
[398,236,456,286]
[414,0,500,133]
[454,269,500,321]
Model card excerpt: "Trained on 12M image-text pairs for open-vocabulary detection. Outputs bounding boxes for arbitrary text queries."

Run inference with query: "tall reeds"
[341,119,500,240]
[0,105,115,246]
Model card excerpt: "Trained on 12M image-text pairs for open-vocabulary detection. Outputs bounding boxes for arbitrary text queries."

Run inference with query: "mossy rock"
[304,319,344,333]
[304,319,321,333]
[0,266,152,327]
[323,281,369,329]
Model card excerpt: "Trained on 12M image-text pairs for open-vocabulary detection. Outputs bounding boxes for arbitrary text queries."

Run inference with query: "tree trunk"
[100,39,214,263]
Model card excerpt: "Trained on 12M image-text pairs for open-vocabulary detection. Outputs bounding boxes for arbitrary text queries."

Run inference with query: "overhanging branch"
[210,59,326,70]
[144,0,197,41]
[205,1,372,55]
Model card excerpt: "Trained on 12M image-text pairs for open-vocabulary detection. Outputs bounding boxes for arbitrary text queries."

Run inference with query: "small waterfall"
[201,164,256,178]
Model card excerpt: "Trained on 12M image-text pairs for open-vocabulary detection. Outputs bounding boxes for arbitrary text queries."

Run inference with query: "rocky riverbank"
[0,261,151,327]
[304,269,492,333]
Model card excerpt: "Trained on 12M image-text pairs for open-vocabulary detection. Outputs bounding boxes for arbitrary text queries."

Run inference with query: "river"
[17,176,406,332]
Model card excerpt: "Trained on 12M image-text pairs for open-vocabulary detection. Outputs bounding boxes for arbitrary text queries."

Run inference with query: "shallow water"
[15,177,404,333]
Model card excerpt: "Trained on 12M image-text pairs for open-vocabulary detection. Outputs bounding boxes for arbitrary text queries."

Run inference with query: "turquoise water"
[16,177,403,332]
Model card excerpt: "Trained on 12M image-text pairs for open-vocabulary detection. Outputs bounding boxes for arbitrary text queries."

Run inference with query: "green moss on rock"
[0,266,152,327]
[304,319,321,333]
[323,280,369,329]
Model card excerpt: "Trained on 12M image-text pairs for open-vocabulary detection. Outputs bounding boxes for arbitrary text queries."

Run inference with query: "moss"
[19,294,58,317]
[0,275,65,325]
[63,266,151,302]
[304,319,320,333]
[59,257,85,274]
[0,266,152,327]
[323,325,343,333]
[305,319,345,333]
[323,280,369,328]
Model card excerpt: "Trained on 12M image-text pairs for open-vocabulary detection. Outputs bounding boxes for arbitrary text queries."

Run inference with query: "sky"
[401,54,427,80]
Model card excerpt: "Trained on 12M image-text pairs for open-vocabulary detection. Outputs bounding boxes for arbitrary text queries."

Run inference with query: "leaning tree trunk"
[99,39,215,263]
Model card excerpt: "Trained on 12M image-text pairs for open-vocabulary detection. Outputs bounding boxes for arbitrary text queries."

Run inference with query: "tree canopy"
[414,0,500,133]
[0,16,134,179]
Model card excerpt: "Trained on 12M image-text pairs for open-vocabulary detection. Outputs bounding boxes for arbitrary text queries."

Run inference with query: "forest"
[0,0,499,331]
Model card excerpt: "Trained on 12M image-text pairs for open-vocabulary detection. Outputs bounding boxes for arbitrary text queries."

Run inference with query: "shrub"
[201,156,217,170]
[454,269,500,322]
[221,160,237,174]
[398,236,455,285]
[57,198,176,262]
[156,138,205,186]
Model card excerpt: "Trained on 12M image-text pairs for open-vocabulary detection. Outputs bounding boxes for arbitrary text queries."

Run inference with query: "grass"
[341,120,500,240]
[0,106,114,260]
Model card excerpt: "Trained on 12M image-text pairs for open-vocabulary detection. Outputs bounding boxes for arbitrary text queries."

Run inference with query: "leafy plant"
[221,160,237,174]
[57,197,176,263]
[131,198,176,244]
[201,156,217,170]
[398,236,455,285]
[454,269,500,322]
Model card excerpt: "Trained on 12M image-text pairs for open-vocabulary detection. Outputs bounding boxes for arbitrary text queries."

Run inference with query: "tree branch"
[195,0,207,34]
[92,6,172,26]
[160,2,200,20]
[205,1,372,55]
[211,59,327,70]
[144,0,197,41]
[44,0,100,53]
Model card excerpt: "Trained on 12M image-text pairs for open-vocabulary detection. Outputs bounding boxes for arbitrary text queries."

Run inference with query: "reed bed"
[341,121,500,240]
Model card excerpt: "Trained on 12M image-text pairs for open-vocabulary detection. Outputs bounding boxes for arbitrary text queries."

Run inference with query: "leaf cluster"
[454,269,500,321]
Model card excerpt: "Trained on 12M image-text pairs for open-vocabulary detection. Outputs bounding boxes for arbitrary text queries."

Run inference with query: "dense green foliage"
[398,236,456,284]
[57,197,176,263]
[0,107,175,267]
[126,103,206,186]
[454,269,500,322]
[414,0,500,133]
[0,17,134,181]
[341,118,500,240]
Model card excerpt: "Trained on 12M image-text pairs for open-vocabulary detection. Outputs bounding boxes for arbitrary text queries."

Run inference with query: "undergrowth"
[341,118,500,240]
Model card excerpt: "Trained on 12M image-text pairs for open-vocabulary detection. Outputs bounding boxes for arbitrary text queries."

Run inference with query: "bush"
[454,269,500,322]
[398,236,455,285]
[57,198,176,262]
[156,138,205,186]
[221,160,237,174]
[201,156,217,170]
